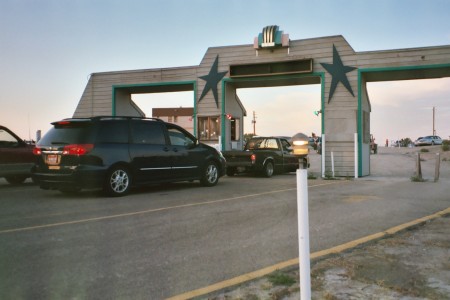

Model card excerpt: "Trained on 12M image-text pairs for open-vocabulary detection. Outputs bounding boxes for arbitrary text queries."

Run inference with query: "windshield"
[0,128,20,147]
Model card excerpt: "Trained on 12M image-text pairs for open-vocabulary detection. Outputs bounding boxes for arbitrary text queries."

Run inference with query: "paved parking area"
[1,146,449,299]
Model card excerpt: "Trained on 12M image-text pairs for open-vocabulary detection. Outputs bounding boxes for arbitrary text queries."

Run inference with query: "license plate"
[46,154,61,165]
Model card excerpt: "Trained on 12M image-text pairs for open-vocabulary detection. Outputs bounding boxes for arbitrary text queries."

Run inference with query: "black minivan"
[32,117,226,196]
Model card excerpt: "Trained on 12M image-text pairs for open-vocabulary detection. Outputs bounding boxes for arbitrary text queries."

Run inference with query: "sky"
[1,0,449,142]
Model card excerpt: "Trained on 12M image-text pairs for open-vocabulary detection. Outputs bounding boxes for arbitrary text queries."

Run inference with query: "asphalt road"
[1,171,449,299]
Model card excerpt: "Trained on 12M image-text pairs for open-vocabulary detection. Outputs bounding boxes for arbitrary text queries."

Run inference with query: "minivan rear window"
[38,122,94,146]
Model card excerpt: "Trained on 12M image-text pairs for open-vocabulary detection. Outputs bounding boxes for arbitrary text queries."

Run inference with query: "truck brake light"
[251,154,256,164]
[33,147,42,155]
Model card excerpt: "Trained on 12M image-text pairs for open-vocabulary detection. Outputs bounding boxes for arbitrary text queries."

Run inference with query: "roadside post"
[354,133,358,179]
[416,153,422,180]
[322,134,326,178]
[292,134,311,300]
[434,153,440,182]
[331,151,335,177]
[297,163,311,300]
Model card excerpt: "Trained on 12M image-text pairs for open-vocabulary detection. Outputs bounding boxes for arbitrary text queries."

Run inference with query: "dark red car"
[0,125,35,184]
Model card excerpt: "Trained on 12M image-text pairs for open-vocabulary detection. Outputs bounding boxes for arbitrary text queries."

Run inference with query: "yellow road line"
[166,206,450,300]
[0,182,339,234]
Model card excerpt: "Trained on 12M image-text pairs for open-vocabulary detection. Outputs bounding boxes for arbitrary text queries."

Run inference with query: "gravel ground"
[201,214,450,300]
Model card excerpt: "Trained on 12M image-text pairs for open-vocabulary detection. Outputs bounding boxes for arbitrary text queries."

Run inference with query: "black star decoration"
[321,44,357,103]
[198,55,227,107]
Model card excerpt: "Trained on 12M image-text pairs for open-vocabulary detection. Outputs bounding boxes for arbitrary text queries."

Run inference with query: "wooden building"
[152,107,194,134]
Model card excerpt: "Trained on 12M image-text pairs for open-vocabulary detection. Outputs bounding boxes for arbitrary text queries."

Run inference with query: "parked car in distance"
[32,117,226,196]
[414,135,443,146]
[0,125,36,184]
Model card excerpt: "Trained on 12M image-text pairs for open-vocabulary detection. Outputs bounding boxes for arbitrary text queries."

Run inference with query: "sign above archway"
[253,25,289,49]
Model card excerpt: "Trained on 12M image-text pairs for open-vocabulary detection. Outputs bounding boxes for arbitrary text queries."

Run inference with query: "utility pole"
[432,106,436,135]
[252,111,257,135]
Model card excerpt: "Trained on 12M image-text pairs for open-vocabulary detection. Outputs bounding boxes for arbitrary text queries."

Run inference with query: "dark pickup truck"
[222,136,303,177]
[0,125,36,184]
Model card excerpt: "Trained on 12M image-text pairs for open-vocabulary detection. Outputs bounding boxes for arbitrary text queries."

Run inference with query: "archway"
[358,64,450,175]
[221,73,323,150]
[74,28,450,178]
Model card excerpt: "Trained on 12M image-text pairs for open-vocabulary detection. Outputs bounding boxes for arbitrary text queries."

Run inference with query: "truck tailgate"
[222,151,253,167]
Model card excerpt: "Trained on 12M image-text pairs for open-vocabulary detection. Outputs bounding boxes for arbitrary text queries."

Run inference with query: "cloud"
[367,78,450,108]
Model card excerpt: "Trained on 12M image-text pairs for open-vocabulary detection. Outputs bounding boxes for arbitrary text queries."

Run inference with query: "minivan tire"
[200,161,219,187]
[104,166,132,196]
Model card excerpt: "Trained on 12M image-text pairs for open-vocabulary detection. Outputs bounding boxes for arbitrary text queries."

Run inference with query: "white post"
[331,151,335,178]
[354,133,358,179]
[321,134,325,178]
[434,153,440,182]
[416,153,422,180]
[297,168,311,300]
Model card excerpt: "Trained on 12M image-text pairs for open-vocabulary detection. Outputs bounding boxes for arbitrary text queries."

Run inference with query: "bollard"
[416,153,422,180]
[297,167,311,300]
[321,134,326,178]
[354,133,358,179]
[434,153,440,182]
[331,151,335,178]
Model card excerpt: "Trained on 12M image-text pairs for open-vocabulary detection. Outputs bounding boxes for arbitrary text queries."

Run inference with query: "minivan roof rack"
[92,116,164,122]
[51,116,165,125]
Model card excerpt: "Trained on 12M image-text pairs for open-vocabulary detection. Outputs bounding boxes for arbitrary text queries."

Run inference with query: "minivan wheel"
[200,161,219,187]
[104,166,131,196]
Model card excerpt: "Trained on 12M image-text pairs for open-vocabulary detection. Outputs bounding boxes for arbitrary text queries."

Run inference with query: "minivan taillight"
[62,144,94,155]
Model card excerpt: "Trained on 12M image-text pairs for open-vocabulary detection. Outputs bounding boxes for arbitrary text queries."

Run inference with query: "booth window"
[198,116,220,141]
